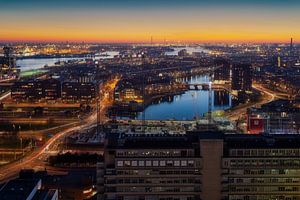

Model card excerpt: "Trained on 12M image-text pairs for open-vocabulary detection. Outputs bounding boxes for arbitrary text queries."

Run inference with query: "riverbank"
[17,53,93,60]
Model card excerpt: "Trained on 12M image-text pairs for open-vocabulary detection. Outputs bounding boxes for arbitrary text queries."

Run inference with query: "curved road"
[225,83,279,121]
[0,78,119,183]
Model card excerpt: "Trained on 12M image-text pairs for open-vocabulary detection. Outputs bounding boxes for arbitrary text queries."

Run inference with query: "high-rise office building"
[3,46,16,69]
[0,46,19,79]
[231,63,252,92]
[97,132,300,200]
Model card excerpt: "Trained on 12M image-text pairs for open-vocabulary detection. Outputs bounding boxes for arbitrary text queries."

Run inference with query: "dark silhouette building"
[11,79,61,102]
[11,80,44,102]
[42,79,61,101]
[62,82,96,103]
[213,58,230,83]
[231,63,252,92]
[0,46,19,79]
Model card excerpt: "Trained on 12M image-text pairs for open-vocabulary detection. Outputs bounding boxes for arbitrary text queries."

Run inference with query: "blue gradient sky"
[0,0,299,43]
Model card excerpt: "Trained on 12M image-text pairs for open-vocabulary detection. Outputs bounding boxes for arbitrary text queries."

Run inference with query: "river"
[114,75,232,121]
[16,51,119,72]
[165,46,210,56]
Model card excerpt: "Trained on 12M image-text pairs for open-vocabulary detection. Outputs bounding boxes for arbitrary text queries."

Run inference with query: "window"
[146,161,152,167]
[139,160,145,166]
[181,160,187,167]
[124,160,130,167]
[160,161,166,166]
[132,161,138,167]
[188,160,194,167]
[166,161,173,167]
[117,161,123,167]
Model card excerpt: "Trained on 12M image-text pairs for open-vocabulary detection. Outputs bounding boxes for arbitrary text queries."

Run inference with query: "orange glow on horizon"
[1,35,297,44]
[1,8,299,44]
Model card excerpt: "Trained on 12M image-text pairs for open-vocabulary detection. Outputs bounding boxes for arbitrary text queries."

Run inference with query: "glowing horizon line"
[0,38,297,44]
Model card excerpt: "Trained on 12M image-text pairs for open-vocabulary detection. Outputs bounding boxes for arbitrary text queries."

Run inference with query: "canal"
[117,75,233,120]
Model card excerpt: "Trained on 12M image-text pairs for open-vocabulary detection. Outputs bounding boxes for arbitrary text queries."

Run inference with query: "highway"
[0,78,119,183]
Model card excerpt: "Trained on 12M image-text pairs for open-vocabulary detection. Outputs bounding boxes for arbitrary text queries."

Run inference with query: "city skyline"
[0,0,300,43]
[1,1,300,198]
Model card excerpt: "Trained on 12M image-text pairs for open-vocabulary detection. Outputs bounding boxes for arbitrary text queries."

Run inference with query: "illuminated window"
[181,160,187,166]
[117,161,123,167]
[160,161,166,166]
[153,161,159,167]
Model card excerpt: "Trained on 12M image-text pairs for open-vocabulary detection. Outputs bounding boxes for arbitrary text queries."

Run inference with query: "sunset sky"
[0,0,299,43]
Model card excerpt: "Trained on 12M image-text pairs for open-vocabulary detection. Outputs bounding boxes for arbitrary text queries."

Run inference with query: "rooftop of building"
[106,131,300,150]
[32,189,57,200]
[0,178,41,200]
[107,133,197,149]
[256,99,300,112]
[225,133,300,149]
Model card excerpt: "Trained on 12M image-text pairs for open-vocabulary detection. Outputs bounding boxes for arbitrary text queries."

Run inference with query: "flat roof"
[0,179,40,200]
[32,189,57,200]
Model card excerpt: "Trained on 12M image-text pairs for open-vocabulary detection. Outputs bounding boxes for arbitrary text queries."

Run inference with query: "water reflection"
[16,51,119,72]
[114,75,233,121]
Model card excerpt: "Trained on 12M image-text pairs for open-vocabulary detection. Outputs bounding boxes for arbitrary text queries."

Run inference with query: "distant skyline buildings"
[0,0,300,43]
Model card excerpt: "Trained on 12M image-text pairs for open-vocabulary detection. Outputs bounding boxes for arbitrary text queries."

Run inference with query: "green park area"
[20,69,48,78]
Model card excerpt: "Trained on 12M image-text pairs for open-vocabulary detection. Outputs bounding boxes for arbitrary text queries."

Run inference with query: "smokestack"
[290,37,293,56]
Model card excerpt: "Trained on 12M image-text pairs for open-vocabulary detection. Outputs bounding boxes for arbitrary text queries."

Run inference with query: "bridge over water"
[186,83,232,92]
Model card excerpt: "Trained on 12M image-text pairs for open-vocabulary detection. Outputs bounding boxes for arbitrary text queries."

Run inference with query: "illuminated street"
[0,1,300,199]
[0,78,119,183]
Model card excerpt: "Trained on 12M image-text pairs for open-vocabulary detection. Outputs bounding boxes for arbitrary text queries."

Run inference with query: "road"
[0,78,119,183]
[0,92,10,101]
[0,78,16,83]
[225,83,277,121]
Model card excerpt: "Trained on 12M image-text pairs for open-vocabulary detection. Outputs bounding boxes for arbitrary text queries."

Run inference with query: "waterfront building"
[213,58,231,83]
[97,132,300,200]
[114,80,143,103]
[178,49,189,57]
[3,46,16,68]
[231,63,252,92]
[0,46,19,80]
